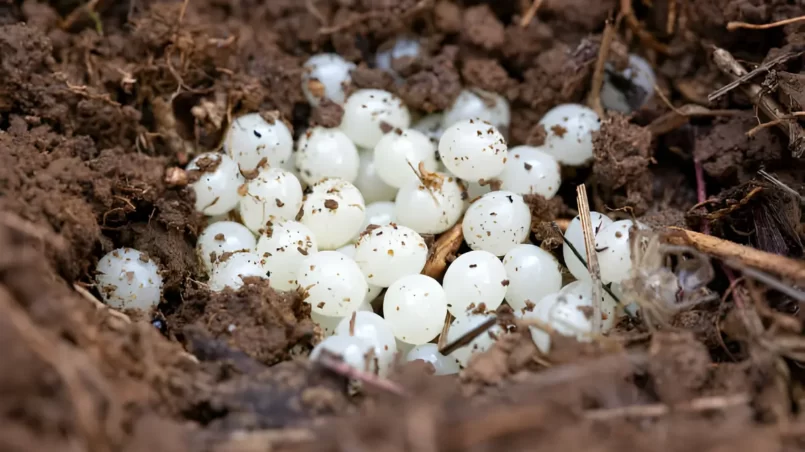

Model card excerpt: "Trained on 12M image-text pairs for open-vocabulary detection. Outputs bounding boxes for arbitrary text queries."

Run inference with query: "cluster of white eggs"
[92,49,656,374]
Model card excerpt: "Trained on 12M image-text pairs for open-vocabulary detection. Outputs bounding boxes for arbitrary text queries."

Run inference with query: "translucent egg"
[465,180,492,200]
[560,280,620,331]
[354,224,428,287]
[341,89,411,149]
[96,248,162,310]
[563,211,613,282]
[298,251,368,316]
[209,252,268,292]
[239,167,304,234]
[442,250,508,317]
[499,145,561,198]
[310,335,373,372]
[383,274,448,344]
[595,219,649,284]
[412,113,445,144]
[255,221,318,291]
[539,104,601,166]
[354,148,398,204]
[311,301,372,338]
[375,36,421,80]
[225,113,294,172]
[406,343,460,375]
[396,338,417,356]
[442,89,511,130]
[197,221,257,273]
[502,244,562,313]
[446,313,502,367]
[335,243,357,259]
[361,201,396,232]
[524,291,596,354]
[438,119,507,182]
[186,153,244,216]
[295,127,360,185]
[374,129,438,188]
[335,311,398,375]
[300,179,366,250]
[334,244,382,303]
[394,173,465,234]
[601,54,656,113]
[462,191,531,256]
[301,53,356,106]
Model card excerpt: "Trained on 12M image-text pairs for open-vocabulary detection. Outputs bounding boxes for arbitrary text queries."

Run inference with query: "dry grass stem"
[576,185,603,334]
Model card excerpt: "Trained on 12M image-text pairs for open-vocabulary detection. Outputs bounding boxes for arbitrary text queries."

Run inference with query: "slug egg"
[539,104,601,166]
[438,119,507,182]
[301,53,356,106]
[256,221,318,291]
[524,291,596,354]
[394,173,465,234]
[373,128,438,188]
[462,191,531,257]
[186,153,243,216]
[300,178,366,250]
[375,36,422,77]
[499,145,561,198]
[442,89,511,131]
[238,167,304,234]
[502,244,562,313]
[341,89,411,149]
[412,113,446,144]
[560,280,620,331]
[335,311,398,375]
[310,335,374,372]
[96,248,162,310]
[298,251,367,317]
[442,250,508,317]
[311,300,372,338]
[595,219,649,284]
[562,211,613,282]
[361,201,396,232]
[354,148,398,204]
[354,224,428,287]
[601,54,656,113]
[295,127,360,185]
[406,343,460,375]
[383,274,448,345]
[197,221,257,273]
[446,313,502,368]
[225,113,294,172]
[209,252,268,292]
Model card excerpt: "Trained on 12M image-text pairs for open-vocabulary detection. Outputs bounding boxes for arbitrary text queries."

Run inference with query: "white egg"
[375,37,421,76]
[406,343,460,375]
[446,313,502,367]
[354,224,428,287]
[394,173,465,234]
[209,252,268,292]
[354,148,398,204]
[595,219,649,284]
[465,180,492,200]
[310,335,374,372]
[239,167,304,234]
[335,311,398,375]
[335,243,356,259]
[412,113,446,144]
[438,119,507,182]
[341,89,411,149]
[502,244,562,313]
[186,153,243,216]
[395,338,417,356]
[225,113,294,172]
[442,250,508,317]
[539,104,600,166]
[601,54,656,113]
[334,243,383,303]
[524,291,596,354]
[560,280,620,331]
[383,274,448,344]
[462,191,531,256]
[442,89,511,130]
[361,201,396,232]
[301,53,356,106]
[96,248,162,310]
[563,211,613,282]
[373,129,438,189]
[300,179,366,250]
[295,127,360,185]
[255,221,318,291]
[298,251,368,316]
[311,300,372,338]
[197,221,257,273]
[499,145,561,198]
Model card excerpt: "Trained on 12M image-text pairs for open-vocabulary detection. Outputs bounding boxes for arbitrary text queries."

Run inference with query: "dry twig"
[519,0,543,27]
[585,393,750,419]
[587,18,616,116]
[421,220,463,279]
[439,316,497,356]
[666,228,805,282]
[727,15,805,31]
[708,51,803,102]
[317,352,408,397]
[576,185,603,334]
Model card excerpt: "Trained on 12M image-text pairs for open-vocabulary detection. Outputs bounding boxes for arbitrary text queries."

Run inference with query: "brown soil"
[2,0,805,452]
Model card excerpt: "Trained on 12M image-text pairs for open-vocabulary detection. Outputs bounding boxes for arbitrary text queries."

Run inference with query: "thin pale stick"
[576,185,602,334]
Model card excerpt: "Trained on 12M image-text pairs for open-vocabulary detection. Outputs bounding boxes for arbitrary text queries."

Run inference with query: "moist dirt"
[1,1,805,451]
